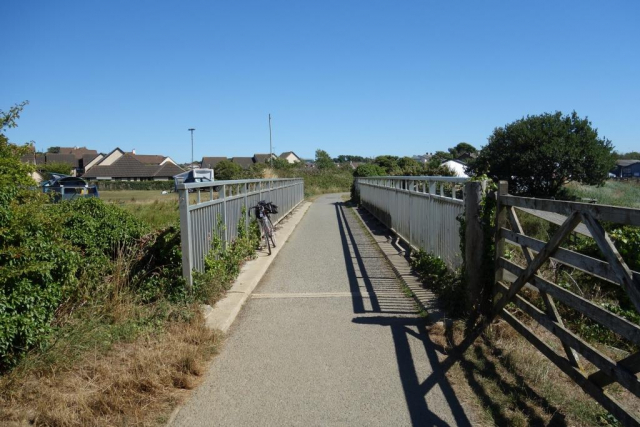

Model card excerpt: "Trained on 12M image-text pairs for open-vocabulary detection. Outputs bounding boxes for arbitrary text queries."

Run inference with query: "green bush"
[353,163,386,178]
[54,197,148,258]
[131,225,186,303]
[193,211,261,302]
[410,249,466,317]
[0,195,81,370]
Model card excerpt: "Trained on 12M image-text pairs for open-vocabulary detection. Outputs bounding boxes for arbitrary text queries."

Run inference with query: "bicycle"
[253,200,278,255]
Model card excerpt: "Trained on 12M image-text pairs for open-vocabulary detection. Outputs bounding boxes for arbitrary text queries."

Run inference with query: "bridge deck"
[172,193,472,426]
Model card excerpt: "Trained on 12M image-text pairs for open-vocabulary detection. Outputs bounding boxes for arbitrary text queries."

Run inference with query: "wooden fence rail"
[490,181,640,425]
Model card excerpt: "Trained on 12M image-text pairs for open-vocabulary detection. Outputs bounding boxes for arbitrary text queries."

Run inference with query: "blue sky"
[2,1,639,162]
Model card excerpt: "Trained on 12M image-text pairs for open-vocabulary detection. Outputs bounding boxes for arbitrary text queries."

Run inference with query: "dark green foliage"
[614,151,640,160]
[0,196,80,370]
[193,212,261,302]
[276,167,354,198]
[467,111,615,198]
[131,226,186,302]
[427,151,454,168]
[0,102,195,371]
[46,146,60,153]
[448,142,477,158]
[315,149,335,169]
[410,250,466,317]
[373,155,455,177]
[353,163,386,178]
[54,198,148,259]
[90,180,174,191]
[40,162,73,177]
[214,160,244,180]
[334,155,371,163]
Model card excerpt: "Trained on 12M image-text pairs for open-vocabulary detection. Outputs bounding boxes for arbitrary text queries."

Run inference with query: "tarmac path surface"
[172,193,472,426]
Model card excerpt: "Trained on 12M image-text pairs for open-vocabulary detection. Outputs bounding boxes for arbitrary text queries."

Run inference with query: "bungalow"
[611,160,640,178]
[441,159,469,178]
[280,151,302,164]
[83,148,184,181]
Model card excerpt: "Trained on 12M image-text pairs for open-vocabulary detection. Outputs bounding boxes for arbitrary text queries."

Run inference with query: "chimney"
[132,149,136,155]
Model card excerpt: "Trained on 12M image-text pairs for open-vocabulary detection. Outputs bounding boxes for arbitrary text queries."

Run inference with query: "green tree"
[614,151,640,160]
[40,162,73,177]
[214,160,244,180]
[427,151,453,168]
[0,101,34,192]
[47,146,60,153]
[373,155,400,174]
[354,163,386,177]
[467,111,615,198]
[448,142,477,158]
[397,157,423,176]
[315,149,335,169]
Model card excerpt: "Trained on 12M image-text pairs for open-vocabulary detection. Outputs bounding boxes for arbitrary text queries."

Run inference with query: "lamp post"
[268,114,272,167]
[188,128,195,169]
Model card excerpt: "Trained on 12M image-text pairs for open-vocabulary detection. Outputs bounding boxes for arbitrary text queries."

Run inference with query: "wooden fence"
[491,181,640,425]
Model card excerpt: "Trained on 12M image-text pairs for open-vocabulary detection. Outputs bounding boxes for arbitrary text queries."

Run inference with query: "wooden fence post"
[494,181,509,299]
[464,181,484,311]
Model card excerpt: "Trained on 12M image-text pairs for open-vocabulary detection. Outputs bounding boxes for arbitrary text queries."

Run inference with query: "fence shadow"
[335,201,472,426]
[338,201,568,427]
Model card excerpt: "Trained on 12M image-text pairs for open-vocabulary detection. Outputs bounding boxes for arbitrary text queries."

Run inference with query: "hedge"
[89,180,174,191]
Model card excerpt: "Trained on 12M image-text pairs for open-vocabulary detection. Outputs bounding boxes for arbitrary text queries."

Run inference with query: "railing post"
[221,184,228,248]
[244,182,249,229]
[464,181,484,312]
[178,186,193,290]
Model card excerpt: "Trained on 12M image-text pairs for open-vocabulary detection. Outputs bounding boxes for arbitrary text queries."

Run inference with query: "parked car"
[41,174,99,201]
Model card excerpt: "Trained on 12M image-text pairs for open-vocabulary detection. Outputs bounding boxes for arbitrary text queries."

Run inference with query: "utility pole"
[268,114,273,167]
[188,128,195,169]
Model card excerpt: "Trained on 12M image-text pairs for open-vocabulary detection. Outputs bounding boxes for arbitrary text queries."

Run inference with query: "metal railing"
[177,178,305,287]
[355,176,469,268]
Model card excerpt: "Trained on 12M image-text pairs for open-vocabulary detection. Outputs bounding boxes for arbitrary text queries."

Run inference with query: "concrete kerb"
[201,201,312,333]
[349,204,445,324]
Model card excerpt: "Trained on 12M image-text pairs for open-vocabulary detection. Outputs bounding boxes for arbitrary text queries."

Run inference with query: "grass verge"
[0,303,219,426]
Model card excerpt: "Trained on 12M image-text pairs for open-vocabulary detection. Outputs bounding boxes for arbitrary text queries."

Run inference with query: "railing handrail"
[177,177,302,190]
[356,175,469,183]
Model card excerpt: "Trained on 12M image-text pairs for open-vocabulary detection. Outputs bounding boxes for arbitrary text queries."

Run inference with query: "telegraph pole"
[188,128,195,169]
[268,114,273,167]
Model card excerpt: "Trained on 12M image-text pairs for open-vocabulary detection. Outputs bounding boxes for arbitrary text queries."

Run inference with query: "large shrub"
[0,196,81,370]
[467,111,615,198]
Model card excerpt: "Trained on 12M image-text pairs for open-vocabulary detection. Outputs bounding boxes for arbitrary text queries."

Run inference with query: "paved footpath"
[172,194,472,427]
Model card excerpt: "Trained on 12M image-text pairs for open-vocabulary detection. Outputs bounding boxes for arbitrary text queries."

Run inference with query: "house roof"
[253,153,274,164]
[201,157,227,168]
[133,154,166,165]
[154,162,185,178]
[616,159,640,167]
[279,151,301,160]
[83,153,184,179]
[46,153,79,167]
[231,157,255,169]
[58,147,98,159]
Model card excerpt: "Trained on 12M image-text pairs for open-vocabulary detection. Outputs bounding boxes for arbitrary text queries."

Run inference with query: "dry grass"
[427,318,630,426]
[0,312,219,427]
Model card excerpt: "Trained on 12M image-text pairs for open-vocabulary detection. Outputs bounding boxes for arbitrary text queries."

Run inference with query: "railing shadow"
[340,201,568,427]
[335,201,472,426]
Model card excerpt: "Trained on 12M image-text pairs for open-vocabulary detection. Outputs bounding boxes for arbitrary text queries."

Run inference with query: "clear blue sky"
[2,1,639,163]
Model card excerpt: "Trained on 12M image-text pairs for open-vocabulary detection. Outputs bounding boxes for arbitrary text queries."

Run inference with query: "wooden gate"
[486,181,640,425]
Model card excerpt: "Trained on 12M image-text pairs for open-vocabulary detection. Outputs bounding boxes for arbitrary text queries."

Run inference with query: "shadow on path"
[335,201,472,427]
[342,202,568,427]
